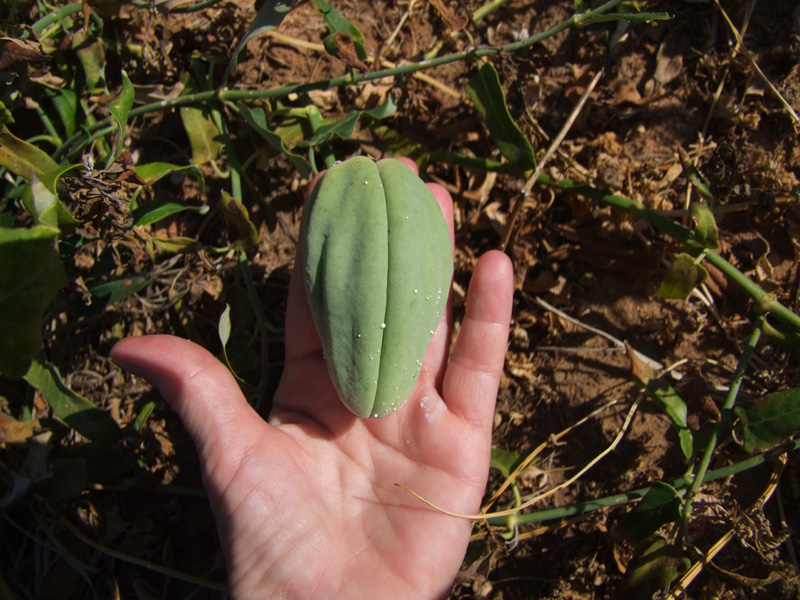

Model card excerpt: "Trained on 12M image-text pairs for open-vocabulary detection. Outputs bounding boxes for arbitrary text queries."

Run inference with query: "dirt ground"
[2,0,800,598]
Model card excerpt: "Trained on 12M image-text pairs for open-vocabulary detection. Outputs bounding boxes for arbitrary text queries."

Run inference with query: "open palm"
[111,169,514,599]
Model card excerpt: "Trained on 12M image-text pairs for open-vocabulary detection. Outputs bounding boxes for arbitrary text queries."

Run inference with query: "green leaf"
[0,226,68,378]
[24,354,122,446]
[735,388,800,453]
[649,379,693,459]
[22,176,80,232]
[490,447,523,478]
[131,200,209,227]
[311,0,368,61]
[218,191,259,249]
[616,482,682,546]
[678,146,714,204]
[296,96,397,148]
[0,124,60,179]
[151,236,198,254]
[133,401,156,433]
[134,161,206,194]
[73,29,106,92]
[41,458,87,502]
[624,537,690,600]
[45,87,79,139]
[89,276,148,309]
[658,253,709,300]
[234,104,311,178]
[180,105,223,165]
[39,163,85,195]
[628,347,693,459]
[107,71,136,162]
[466,62,536,173]
[690,200,719,249]
[227,0,298,77]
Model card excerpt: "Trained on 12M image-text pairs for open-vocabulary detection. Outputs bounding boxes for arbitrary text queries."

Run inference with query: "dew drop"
[380,323,386,329]
[413,289,418,294]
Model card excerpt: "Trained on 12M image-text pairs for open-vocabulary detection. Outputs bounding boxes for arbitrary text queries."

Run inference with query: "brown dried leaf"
[429,0,468,31]
[0,38,50,71]
[334,33,368,72]
[0,413,39,445]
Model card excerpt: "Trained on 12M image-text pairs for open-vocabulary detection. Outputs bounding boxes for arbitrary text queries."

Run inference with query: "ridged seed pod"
[302,156,452,418]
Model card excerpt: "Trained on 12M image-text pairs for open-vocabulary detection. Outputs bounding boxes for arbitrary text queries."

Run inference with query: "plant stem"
[540,176,800,334]
[238,251,270,413]
[306,105,335,170]
[53,0,627,161]
[677,315,764,543]
[486,434,800,526]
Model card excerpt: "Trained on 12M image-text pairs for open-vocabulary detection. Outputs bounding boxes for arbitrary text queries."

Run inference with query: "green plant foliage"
[689,200,719,249]
[107,70,135,163]
[131,199,209,227]
[132,401,156,433]
[629,349,693,459]
[151,236,198,254]
[0,226,68,378]
[735,388,800,453]
[616,481,682,546]
[180,105,223,165]
[23,355,122,446]
[490,447,523,477]
[43,87,79,140]
[296,96,397,149]
[41,457,88,503]
[85,276,149,313]
[134,161,206,193]
[234,104,311,178]
[22,176,80,232]
[227,0,298,78]
[72,28,106,92]
[658,253,709,300]
[311,0,368,63]
[466,62,537,173]
[0,124,60,179]
[678,146,714,204]
[624,537,690,599]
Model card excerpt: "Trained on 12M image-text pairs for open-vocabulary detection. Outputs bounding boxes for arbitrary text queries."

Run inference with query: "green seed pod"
[303,156,452,418]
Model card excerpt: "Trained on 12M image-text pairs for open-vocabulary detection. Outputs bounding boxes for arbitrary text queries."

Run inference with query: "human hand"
[111,160,514,599]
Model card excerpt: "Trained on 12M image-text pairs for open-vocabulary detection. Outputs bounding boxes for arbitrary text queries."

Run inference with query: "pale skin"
[111,159,514,599]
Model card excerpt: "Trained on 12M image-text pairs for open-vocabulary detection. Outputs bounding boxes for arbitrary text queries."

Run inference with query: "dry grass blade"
[665,455,787,599]
[499,69,604,251]
[712,0,800,126]
[398,395,641,521]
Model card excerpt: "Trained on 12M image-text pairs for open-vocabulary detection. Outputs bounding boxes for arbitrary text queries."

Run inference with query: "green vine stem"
[677,315,765,544]
[540,176,800,335]
[238,251,270,413]
[52,0,629,161]
[485,435,800,527]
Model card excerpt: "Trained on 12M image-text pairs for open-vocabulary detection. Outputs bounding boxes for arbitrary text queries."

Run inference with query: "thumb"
[110,335,262,470]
